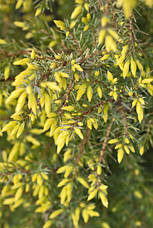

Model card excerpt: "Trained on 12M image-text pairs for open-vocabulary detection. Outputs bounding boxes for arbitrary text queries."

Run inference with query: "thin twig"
[99,120,113,163]
[74,128,91,177]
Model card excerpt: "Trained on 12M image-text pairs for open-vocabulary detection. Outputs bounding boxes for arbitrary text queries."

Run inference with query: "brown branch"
[116,101,128,137]
[69,31,82,54]
[120,108,128,137]
[99,120,113,163]
[36,69,52,84]
[0,50,31,59]
[80,50,100,64]
[93,79,108,89]
[73,128,91,177]
[111,0,117,30]
[79,100,103,119]
[58,78,75,114]
[76,128,91,165]
[97,0,102,8]
[105,0,110,15]
[129,15,134,53]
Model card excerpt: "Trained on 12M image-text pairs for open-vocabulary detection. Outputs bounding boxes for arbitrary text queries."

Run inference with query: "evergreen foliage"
[0,0,153,227]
